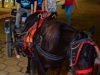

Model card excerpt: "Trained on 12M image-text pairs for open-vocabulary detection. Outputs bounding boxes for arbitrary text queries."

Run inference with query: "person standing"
[15,0,37,32]
[64,0,78,25]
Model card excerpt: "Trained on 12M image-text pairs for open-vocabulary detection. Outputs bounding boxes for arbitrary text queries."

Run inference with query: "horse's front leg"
[26,56,31,74]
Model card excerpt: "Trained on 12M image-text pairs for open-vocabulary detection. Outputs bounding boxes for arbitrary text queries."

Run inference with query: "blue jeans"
[65,5,74,25]
[15,8,30,28]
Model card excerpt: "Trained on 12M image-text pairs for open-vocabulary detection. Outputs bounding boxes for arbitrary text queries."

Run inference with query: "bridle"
[70,35,100,75]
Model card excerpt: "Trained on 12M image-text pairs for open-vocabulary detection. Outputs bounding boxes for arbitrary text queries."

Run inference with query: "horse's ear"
[88,25,95,37]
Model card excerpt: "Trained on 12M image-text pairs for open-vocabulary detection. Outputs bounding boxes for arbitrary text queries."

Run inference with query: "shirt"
[16,0,36,9]
[65,0,74,6]
[37,0,43,10]
[47,0,57,12]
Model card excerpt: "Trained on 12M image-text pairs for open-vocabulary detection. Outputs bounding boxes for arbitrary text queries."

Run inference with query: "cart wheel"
[5,19,15,57]
[6,33,12,57]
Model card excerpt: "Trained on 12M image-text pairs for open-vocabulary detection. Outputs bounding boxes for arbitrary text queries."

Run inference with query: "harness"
[70,38,100,75]
[35,41,65,61]
[22,14,45,53]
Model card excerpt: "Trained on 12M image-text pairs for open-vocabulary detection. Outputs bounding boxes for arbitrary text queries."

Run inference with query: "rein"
[33,34,65,61]
[36,45,65,61]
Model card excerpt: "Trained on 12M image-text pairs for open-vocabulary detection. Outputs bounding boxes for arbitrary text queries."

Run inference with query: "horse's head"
[70,26,98,75]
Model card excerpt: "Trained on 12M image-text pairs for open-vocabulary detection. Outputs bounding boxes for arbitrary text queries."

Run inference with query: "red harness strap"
[76,67,93,74]
[23,18,45,43]
[72,42,85,66]
[22,18,46,52]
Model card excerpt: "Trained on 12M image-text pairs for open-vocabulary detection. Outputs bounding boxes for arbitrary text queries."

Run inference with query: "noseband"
[70,38,100,75]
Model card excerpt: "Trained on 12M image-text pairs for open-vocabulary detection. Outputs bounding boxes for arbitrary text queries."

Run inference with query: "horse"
[12,12,100,75]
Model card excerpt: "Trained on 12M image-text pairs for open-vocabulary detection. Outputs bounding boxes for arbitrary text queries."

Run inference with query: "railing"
[0,13,11,20]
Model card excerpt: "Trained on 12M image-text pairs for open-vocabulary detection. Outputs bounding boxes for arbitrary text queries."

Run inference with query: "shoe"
[15,26,21,33]
[16,29,21,34]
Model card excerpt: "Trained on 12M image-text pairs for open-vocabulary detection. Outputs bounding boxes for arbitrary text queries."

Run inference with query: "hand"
[30,12,33,14]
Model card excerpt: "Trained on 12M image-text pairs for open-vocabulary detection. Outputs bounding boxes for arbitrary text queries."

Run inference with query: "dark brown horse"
[13,12,100,75]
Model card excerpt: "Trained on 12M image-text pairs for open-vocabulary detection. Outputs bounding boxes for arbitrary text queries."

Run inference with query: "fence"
[0,13,11,20]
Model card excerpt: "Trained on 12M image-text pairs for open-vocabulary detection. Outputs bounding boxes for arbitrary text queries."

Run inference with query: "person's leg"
[15,8,25,29]
[65,5,74,25]
[25,9,31,17]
